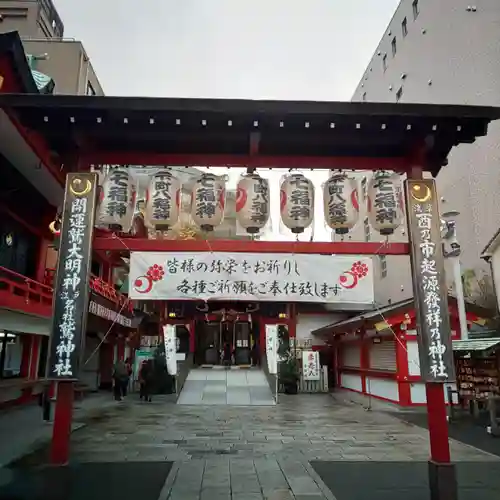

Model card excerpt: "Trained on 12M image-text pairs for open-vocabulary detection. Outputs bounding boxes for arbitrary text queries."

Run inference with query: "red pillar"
[395,331,411,406]
[426,383,451,462]
[20,335,32,378]
[51,381,74,465]
[35,238,49,283]
[189,319,195,353]
[29,336,41,379]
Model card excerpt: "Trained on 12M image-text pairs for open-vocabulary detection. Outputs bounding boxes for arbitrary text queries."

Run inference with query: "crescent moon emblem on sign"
[410,184,431,203]
[134,275,153,294]
[339,271,358,289]
[70,178,92,196]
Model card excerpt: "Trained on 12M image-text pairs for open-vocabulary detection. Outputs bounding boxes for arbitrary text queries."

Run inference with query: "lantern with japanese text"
[366,171,404,235]
[236,173,270,234]
[190,173,226,231]
[280,174,314,234]
[323,172,360,235]
[144,170,181,231]
[96,168,136,232]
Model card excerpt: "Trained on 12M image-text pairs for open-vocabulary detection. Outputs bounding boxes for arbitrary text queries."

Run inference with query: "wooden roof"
[0,94,499,176]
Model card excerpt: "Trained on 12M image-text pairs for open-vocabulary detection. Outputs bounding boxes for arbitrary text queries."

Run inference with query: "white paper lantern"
[236,173,270,234]
[367,171,404,235]
[97,168,136,232]
[144,170,181,231]
[323,173,360,235]
[191,173,226,231]
[280,174,314,234]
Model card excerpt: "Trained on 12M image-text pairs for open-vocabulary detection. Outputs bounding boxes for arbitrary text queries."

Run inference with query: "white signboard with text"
[265,324,278,375]
[163,325,177,376]
[129,252,374,305]
[302,351,321,381]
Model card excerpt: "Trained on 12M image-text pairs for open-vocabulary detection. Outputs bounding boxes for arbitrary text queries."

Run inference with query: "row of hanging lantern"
[94,168,404,236]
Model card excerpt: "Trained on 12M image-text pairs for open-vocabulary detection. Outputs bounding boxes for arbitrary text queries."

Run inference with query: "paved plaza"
[3,392,497,499]
[2,392,500,499]
[177,369,275,406]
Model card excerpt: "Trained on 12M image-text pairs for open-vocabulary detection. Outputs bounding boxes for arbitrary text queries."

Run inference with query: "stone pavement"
[177,369,275,406]
[0,392,118,468]
[17,393,495,500]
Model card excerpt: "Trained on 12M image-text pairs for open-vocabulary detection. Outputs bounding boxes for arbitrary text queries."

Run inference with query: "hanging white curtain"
[163,324,177,376]
[265,324,278,374]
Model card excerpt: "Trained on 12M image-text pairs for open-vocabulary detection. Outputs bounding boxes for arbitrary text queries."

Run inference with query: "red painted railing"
[0,266,53,311]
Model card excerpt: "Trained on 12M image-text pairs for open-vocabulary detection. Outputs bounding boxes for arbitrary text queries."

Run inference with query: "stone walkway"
[60,394,498,499]
[177,369,275,406]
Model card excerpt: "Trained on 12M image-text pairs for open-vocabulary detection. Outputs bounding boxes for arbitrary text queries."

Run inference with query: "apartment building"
[0,0,63,38]
[0,0,103,95]
[352,0,500,303]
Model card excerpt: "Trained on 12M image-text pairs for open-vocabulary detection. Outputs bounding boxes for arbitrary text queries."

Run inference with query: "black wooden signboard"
[47,173,98,380]
[405,178,455,382]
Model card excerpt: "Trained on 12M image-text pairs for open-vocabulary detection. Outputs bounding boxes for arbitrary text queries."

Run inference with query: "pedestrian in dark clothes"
[139,359,153,402]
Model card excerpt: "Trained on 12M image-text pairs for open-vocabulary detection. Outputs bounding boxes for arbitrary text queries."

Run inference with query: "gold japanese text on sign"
[405,179,455,383]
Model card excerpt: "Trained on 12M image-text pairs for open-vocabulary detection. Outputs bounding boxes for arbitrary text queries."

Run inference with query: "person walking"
[112,360,128,401]
[123,357,133,396]
[139,359,153,402]
[222,342,232,369]
[251,342,260,367]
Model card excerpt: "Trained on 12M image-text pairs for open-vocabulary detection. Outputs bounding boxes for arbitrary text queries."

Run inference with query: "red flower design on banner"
[339,260,370,289]
[147,264,165,282]
[351,261,369,279]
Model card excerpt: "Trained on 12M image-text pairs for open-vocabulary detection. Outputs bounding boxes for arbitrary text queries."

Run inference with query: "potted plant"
[279,355,300,394]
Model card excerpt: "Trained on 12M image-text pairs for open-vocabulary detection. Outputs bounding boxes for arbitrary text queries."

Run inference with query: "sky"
[54,0,400,100]
[54,0,400,242]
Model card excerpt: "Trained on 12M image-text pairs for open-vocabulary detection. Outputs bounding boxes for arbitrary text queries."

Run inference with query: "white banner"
[266,324,278,375]
[163,325,177,376]
[302,351,320,381]
[129,252,374,305]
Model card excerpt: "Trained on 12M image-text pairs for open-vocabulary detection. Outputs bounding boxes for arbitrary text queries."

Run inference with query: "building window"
[362,92,367,101]
[391,37,397,57]
[412,0,419,20]
[379,255,388,278]
[396,87,403,102]
[364,217,371,242]
[0,332,23,379]
[402,17,408,37]
[86,81,96,96]
[382,54,387,72]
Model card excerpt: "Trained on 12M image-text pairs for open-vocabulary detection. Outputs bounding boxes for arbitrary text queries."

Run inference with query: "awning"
[0,309,50,335]
[452,338,500,352]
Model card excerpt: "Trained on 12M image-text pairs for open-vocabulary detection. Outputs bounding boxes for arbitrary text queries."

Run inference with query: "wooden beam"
[92,237,410,255]
[81,153,409,171]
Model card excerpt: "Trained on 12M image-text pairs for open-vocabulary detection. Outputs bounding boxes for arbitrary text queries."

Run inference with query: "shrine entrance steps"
[177,368,275,406]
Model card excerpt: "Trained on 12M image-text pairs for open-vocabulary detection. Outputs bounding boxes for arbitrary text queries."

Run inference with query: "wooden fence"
[279,365,329,393]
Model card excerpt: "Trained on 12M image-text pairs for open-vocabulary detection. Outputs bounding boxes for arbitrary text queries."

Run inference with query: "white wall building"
[352,0,500,305]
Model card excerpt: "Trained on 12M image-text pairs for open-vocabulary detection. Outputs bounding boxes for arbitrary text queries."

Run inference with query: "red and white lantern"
[191,173,226,231]
[367,171,404,235]
[96,168,136,232]
[280,173,314,234]
[236,173,270,234]
[323,173,360,235]
[144,170,181,231]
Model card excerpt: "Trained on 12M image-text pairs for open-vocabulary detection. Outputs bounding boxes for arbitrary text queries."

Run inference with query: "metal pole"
[451,255,468,340]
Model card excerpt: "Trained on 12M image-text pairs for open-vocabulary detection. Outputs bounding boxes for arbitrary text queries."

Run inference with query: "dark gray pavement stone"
[310,461,500,500]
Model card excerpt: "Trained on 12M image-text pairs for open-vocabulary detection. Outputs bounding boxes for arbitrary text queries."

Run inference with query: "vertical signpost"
[405,179,457,500]
[47,173,98,465]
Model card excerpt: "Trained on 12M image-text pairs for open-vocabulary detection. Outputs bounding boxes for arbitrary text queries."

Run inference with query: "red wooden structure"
[0,37,499,497]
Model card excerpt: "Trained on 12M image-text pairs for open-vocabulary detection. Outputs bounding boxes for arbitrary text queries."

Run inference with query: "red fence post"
[50,381,74,465]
